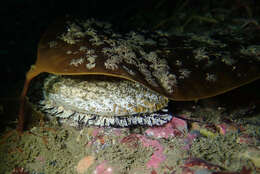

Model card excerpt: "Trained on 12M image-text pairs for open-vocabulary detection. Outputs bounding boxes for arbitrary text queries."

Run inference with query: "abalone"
[29,74,172,127]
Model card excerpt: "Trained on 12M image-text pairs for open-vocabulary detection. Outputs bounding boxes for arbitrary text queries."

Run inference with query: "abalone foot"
[39,103,173,127]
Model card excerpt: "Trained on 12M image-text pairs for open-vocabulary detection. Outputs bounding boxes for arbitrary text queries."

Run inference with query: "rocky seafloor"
[0,81,260,174]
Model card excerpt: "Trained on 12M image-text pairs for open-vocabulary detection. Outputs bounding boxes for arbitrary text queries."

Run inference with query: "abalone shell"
[28,74,172,127]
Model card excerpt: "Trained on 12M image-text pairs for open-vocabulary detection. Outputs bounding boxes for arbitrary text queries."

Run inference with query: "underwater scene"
[0,0,260,174]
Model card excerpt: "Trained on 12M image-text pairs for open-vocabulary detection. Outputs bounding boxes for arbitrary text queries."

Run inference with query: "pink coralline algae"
[112,128,123,136]
[183,130,201,150]
[94,161,113,174]
[92,127,103,137]
[171,117,188,132]
[121,134,140,148]
[137,135,166,169]
[145,117,187,139]
[147,150,166,169]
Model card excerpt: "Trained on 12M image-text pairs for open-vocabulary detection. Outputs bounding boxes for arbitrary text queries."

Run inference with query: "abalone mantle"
[30,74,172,127]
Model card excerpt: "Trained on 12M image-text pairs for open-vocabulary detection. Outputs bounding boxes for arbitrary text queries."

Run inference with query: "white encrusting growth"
[179,68,191,79]
[86,57,96,69]
[59,19,177,94]
[69,58,85,67]
[221,55,236,66]
[240,45,260,61]
[79,46,87,51]
[48,41,58,48]
[101,34,177,93]
[193,47,209,61]
[85,49,97,70]
[104,55,121,70]
[206,73,217,82]
[66,50,72,54]
[175,60,182,66]
[122,65,136,76]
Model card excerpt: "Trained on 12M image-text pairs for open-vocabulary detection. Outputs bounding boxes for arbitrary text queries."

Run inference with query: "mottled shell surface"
[43,75,168,117]
[29,74,172,127]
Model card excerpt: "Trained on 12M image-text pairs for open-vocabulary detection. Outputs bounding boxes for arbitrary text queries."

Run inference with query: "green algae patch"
[234,114,260,143]
[188,106,224,124]
[190,132,252,171]
[1,96,260,174]
[0,117,88,174]
[160,138,189,174]
[0,117,154,174]
[96,142,153,172]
